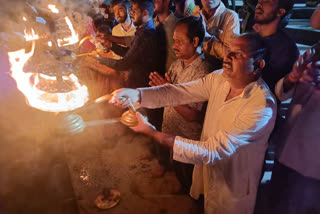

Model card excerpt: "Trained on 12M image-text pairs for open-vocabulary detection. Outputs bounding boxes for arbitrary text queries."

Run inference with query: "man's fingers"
[165,73,172,83]
[151,72,166,84]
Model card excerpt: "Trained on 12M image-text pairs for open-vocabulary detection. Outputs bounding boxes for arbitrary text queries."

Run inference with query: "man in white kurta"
[194,0,240,60]
[109,33,277,214]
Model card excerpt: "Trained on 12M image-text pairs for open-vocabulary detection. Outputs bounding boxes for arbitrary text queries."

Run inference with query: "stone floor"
[0,88,193,214]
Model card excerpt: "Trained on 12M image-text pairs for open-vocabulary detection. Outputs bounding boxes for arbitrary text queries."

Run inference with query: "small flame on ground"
[22,17,27,21]
[48,41,52,47]
[48,4,59,13]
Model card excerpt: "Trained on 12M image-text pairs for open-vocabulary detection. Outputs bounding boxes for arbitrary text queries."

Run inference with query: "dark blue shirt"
[99,19,165,88]
[262,28,299,93]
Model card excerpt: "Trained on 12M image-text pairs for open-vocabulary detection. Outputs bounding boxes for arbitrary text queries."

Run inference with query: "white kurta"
[139,70,277,214]
[200,3,240,59]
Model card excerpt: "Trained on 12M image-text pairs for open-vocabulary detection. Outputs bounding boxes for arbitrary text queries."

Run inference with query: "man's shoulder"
[266,29,297,48]
[218,5,239,22]
[246,80,277,107]
[112,24,122,34]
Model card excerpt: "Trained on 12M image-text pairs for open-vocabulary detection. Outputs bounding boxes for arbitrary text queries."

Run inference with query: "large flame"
[8,26,89,112]
[57,17,79,47]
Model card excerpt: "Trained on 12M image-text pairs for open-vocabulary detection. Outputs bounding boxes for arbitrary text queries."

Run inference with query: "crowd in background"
[78,0,320,213]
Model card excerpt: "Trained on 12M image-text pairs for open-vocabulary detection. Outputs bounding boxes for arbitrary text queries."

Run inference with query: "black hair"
[239,32,266,60]
[96,25,112,34]
[277,0,294,20]
[175,16,205,47]
[92,14,106,28]
[130,0,154,17]
[110,0,131,9]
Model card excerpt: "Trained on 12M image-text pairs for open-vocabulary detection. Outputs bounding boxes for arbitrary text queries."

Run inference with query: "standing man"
[110,0,136,59]
[110,33,277,214]
[96,0,165,88]
[154,0,177,72]
[267,13,320,214]
[194,0,240,62]
[149,16,211,189]
[254,0,299,92]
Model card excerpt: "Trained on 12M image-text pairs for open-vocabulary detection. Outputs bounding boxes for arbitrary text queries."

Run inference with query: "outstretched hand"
[149,72,172,87]
[300,61,320,88]
[109,88,140,108]
[130,112,156,135]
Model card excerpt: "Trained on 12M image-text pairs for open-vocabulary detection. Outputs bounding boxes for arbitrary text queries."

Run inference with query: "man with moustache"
[96,0,165,88]
[254,0,299,92]
[148,16,211,188]
[109,33,277,214]
[110,0,136,59]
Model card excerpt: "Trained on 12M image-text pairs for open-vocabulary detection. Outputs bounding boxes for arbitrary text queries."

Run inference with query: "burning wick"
[48,41,53,47]
[22,17,27,21]
[48,4,59,13]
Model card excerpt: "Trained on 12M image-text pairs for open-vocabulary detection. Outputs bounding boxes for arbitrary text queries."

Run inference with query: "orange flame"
[48,4,59,13]
[24,28,39,41]
[7,27,89,112]
[57,17,79,47]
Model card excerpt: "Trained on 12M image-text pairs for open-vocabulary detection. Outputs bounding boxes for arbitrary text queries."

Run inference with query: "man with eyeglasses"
[108,33,277,214]
[96,0,165,88]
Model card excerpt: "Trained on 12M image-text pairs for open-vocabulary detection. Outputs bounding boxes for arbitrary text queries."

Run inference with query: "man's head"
[201,0,221,11]
[172,16,205,60]
[154,0,170,15]
[255,0,294,25]
[223,33,266,87]
[111,0,131,23]
[130,0,154,26]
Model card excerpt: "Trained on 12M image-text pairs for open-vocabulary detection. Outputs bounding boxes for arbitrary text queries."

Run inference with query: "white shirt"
[139,70,277,214]
[162,54,210,140]
[275,78,320,180]
[200,3,240,59]
[111,22,136,59]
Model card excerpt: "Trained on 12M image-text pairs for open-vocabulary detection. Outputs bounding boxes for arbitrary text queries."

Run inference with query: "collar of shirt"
[201,2,226,24]
[120,20,136,32]
[137,19,155,32]
[177,53,205,70]
[221,74,264,99]
[154,12,176,26]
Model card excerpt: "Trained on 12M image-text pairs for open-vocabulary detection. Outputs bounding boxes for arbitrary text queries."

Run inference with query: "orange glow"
[7,27,89,112]
[48,4,59,13]
[57,17,79,47]
[24,28,39,41]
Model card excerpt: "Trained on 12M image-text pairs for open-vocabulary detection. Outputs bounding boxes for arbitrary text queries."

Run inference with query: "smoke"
[0,0,102,52]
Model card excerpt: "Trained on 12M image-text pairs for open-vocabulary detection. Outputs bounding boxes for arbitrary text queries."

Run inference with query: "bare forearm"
[147,129,175,148]
[105,35,127,46]
[282,74,297,93]
[174,105,201,122]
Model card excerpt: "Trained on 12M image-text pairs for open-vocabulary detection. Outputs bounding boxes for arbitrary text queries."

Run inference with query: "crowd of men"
[82,0,320,213]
